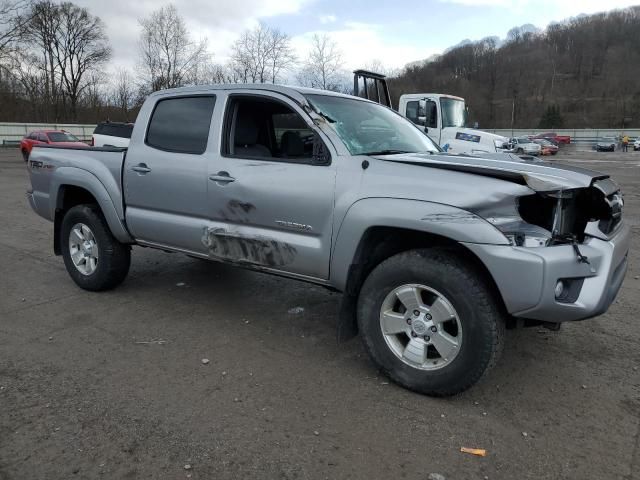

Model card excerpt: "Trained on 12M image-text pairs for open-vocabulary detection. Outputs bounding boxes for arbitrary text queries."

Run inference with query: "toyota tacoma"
[26,85,629,396]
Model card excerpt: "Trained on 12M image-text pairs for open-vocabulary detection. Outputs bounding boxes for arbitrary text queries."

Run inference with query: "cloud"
[291,21,436,71]
[86,0,312,73]
[318,14,337,24]
[438,0,638,13]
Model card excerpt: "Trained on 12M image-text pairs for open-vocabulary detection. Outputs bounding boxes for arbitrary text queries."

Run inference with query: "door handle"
[131,163,152,174]
[209,172,236,184]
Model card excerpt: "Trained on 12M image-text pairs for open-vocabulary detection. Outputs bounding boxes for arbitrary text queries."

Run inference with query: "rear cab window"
[146,96,216,154]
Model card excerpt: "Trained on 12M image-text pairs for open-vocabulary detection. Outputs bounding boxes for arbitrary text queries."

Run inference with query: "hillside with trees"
[1,2,639,128]
[389,6,640,129]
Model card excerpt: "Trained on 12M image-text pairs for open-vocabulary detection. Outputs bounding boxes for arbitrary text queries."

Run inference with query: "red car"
[20,130,87,161]
[532,132,571,145]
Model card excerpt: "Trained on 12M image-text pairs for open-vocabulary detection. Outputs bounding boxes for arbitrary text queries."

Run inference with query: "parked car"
[595,137,616,152]
[26,85,629,396]
[634,138,640,151]
[532,138,559,155]
[509,136,542,155]
[532,132,571,144]
[20,130,87,161]
[91,122,133,148]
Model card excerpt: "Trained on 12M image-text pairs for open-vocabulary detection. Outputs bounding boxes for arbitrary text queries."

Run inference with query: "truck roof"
[148,84,365,105]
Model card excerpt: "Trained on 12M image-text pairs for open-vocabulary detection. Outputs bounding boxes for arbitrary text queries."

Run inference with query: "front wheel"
[60,204,131,291]
[357,248,505,396]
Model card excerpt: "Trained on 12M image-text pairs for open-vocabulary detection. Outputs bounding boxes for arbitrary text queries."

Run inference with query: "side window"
[406,101,424,126]
[28,133,37,140]
[272,113,313,156]
[146,96,216,154]
[425,100,437,129]
[38,133,48,142]
[120,125,133,139]
[225,96,328,164]
[94,124,104,135]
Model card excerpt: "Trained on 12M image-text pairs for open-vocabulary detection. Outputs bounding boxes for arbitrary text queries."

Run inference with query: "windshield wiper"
[361,149,415,156]
[316,111,336,123]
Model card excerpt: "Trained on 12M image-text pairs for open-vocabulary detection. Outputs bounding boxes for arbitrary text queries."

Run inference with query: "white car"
[91,122,133,148]
[634,138,640,151]
[509,136,541,156]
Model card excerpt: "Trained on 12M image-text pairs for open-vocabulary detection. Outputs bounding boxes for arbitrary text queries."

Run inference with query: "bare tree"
[112,68,135,120]
[53,2,111,120]
[230,23,296,83]
[0,0,30,63]
[23,0,61,120]
[297,33,344,91]
[138,4,208,92]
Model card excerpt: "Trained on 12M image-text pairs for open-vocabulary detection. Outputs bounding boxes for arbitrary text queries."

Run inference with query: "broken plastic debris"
[201,358,210,365]
[288,307,305,314]
[135,339,167,345]
[176,282,186,287]
[184,464,192,470]
[460,447,487,457]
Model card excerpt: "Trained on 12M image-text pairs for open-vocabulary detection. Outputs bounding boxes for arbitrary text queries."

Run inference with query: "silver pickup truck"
[27,85,630,396]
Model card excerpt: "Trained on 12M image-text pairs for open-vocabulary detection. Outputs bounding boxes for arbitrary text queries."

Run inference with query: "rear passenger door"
[124,95,218,254]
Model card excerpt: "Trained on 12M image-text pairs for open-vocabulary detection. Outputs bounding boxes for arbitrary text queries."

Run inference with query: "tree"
[229,23,296,83]
[0,0,30,64]
[538,104,564,128]
[23,0,61,121]
[138,4,208,92]
[297,34,344,91]
[112,68,135,120]
[53,2,111,120]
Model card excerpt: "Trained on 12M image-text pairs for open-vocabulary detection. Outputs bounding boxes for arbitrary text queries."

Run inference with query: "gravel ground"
[1,148,639,480]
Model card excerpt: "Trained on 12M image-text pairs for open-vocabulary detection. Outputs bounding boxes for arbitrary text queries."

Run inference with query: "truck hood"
[375,151,609,192]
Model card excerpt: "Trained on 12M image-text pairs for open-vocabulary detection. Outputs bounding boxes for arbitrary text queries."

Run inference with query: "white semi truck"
[354,70,512,155]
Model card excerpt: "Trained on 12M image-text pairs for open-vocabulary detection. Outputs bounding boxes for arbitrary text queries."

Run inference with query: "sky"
[75,0,640,75]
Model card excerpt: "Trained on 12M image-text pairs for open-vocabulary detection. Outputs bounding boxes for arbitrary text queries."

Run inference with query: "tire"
[357,248,505,396]
[22,150,29,162]
[60,204,131,291]
[516,148,524,154]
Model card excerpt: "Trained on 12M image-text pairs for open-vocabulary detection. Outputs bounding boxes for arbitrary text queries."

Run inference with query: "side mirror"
[312,133,331,165]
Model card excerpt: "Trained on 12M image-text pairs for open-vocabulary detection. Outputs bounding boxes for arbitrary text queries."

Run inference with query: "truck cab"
[398,93,510,155]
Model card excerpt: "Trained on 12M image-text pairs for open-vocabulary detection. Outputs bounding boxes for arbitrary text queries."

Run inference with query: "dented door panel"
[205,91,337,279]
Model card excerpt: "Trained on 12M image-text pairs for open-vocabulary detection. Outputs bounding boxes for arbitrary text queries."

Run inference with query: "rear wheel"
[60,204,131,291]
[357,248,505,396]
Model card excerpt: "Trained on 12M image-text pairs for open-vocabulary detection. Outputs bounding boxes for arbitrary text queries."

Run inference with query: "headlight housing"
[485,216,552,247]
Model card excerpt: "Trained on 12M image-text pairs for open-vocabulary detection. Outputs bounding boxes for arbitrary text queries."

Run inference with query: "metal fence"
[0,122,96,146]
[2,122,639,149]
[486,128,640,144]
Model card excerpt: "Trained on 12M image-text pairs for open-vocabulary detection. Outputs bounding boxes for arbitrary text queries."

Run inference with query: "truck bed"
[28,145,128,222]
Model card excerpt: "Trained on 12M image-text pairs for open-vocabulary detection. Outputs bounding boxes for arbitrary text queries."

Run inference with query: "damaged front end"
[476,175,623,254]
[467,174,629,323]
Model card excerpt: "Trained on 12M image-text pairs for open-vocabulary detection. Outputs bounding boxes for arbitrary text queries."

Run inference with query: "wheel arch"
[332,198,509,341]
[51,169,133,254]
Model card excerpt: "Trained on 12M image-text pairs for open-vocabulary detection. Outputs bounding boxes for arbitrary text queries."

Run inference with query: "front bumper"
[463,222,630,322]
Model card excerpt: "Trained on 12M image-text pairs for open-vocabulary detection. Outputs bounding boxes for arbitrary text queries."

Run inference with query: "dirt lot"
[1,147,639,480]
